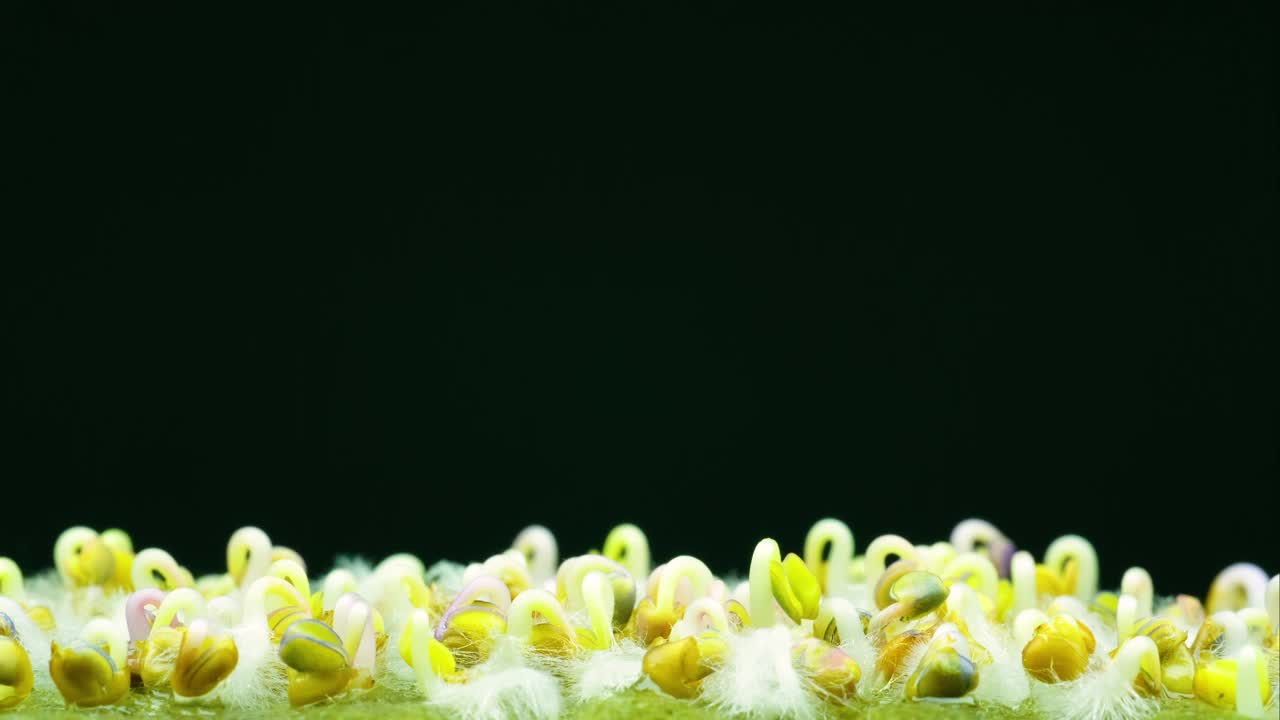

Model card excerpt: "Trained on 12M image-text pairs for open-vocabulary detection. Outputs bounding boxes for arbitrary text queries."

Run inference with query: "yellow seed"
[1161,643,1195,696]
[0,636,34,709]
[280,620,349,673]
[139,626,184,687]
[792,638,860,701]
[287,667,356,706]
[172,631,238,697]
[876,630,929,679]
[891,572,948,619]
[1190,615,1224,662]
[1022,615,1095,683]
[529,622,577,657]
[632,599,678,646]
[642,635,719,699]
[49,642,131,707]
[397,613,458,679]
[1132,618,1187,656]
[440,607,506,666]
[1194,656,1272,709]
[905,645,978,700]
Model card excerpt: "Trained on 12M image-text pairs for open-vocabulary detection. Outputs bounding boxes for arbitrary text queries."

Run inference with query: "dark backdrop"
[3,2,1276,597]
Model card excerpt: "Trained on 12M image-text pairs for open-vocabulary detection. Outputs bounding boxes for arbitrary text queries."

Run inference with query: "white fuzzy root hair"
[216,622,288,710]
[701,626,819,720]
[1031,661,1158,720]
[429,636,562,720]
[568,641,645,702]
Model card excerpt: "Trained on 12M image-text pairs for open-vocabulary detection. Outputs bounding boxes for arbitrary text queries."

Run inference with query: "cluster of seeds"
[0,520,1276,720]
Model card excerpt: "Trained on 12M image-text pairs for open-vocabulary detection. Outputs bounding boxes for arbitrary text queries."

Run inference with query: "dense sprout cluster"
[0,520,1276,720]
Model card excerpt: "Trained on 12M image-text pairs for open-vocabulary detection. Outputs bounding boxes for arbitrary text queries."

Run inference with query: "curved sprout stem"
[1044,535,1098,603]
[864,535,916,597]
[803,518,854,599]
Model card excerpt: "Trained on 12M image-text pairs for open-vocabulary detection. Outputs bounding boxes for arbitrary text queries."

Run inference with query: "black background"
[3,2,1276,597]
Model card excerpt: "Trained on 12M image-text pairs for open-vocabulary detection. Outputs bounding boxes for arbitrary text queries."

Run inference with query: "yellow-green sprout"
[603,523,651,582]
[463,552,533,599]
[1121,567,1154,618]
[270,558,311,600]
[668,597,731,640]
[138,588,207,688]
[132,548,192,592]
[244,575,312,642]
[513,525,559,585]
[272,546,306,570]
[1116,594,1139,645]
[322,570,360,613]
[432,576,510,665]
[578,571,618,650]
[126,586,236,699]
[1043,535,1098,604]
[196,573,237,598]
[363,556,432,621]
[408,608,460,694]
[0,558,24,601]
[557,555,635,628]
[507,588,578,655]
[814,596,871,650]
[100,528,134,590]
[377,553,427,579]
[1114,635,1164,696]
[863,534,918,598]
[227,526,273,589]
[771,553,821,625]
[868,571,948,643]
[803,518,855,598]
[942,552,999,603]
[0,561,49,632]
[1010,550,1038,615]
[950,519,1015,578]
[634,556,712,645]
[748,538,819,627]
[1206,563,1269,615]
[54,527,116,589]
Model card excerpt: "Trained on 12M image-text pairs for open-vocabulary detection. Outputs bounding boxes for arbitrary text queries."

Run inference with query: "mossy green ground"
[1,689,1252,720]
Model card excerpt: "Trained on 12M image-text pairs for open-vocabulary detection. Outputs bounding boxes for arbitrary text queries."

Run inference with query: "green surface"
[1,690,1253,720]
